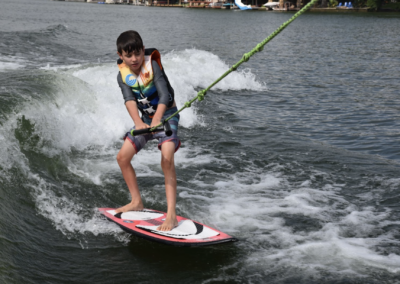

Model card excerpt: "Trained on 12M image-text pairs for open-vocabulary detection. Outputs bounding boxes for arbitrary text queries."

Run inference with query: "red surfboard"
[99,208,238,247]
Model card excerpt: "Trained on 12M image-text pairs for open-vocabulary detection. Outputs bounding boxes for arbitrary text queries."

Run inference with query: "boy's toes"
[157,220,178,231]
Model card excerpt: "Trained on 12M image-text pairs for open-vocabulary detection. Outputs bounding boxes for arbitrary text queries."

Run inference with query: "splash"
[0,56,26,72]
[180,165,400,278]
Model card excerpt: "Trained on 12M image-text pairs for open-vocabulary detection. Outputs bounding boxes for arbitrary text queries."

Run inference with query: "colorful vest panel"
[118,49,164,118]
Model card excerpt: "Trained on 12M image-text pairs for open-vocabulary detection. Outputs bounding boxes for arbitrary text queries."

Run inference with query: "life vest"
[117,48,174,118]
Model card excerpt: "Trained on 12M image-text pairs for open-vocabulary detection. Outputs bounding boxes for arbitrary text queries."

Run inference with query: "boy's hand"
[135,121,150,130]
[150,119,162,129]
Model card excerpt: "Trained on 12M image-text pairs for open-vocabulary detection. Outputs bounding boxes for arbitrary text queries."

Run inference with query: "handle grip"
[163,120,172,136]
[130,121,172,137]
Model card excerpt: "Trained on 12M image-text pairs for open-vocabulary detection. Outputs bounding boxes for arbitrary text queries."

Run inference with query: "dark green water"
[1,0,400,283]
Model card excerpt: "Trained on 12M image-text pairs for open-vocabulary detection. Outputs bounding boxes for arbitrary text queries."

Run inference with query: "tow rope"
[149,0,318,131]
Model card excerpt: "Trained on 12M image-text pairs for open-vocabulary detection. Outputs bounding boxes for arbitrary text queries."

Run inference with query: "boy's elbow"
[125,100,137,107]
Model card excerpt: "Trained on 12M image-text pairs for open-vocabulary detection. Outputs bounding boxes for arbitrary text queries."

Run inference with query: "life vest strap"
[137,91,159,105]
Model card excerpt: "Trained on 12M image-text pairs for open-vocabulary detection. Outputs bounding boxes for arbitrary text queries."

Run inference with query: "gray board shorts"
[124,107,181,153]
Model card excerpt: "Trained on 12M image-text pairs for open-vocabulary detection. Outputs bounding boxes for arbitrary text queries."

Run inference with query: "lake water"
[1,0,400,283]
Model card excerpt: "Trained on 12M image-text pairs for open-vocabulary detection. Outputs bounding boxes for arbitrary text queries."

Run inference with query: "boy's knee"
[161,157,174,171]
[117,152,131,166]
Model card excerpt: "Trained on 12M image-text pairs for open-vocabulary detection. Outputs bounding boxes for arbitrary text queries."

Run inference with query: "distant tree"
[353,0,367,7]
[329,0,338,6]
[367,0,383,9]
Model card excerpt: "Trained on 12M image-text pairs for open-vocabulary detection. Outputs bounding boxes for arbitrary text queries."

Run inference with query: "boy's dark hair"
[117,30,143,54]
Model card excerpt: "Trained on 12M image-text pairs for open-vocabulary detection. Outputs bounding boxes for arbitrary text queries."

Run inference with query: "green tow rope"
[150,0,318,131]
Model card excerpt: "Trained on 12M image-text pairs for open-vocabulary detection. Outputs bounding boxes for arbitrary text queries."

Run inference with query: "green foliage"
[382,1,400,9]
[353,0,367,7]
[367,0,383,9]
[329,0,338,7]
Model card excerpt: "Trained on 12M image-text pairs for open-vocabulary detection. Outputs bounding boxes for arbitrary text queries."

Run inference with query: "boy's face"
[118,47,145,75]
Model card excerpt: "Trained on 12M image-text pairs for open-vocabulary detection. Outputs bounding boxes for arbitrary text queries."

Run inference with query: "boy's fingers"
[136,124,150,130]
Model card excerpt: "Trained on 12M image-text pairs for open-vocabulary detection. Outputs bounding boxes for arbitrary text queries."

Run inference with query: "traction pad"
[107,209,163,221]
[107,209,219,240]
[137,220,220,240]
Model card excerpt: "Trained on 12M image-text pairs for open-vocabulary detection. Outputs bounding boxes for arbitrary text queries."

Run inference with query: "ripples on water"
[0,0,400,283]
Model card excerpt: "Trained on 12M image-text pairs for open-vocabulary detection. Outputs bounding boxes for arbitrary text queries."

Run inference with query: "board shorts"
[124,107,181,154]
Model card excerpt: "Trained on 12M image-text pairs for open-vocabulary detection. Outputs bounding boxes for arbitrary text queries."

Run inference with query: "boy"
[115,30,180,232]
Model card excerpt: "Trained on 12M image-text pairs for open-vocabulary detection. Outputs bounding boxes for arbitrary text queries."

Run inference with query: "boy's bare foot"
[115,201,144,213]
[157,215,178,231]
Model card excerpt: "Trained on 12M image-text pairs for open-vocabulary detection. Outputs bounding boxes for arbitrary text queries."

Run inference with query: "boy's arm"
[150,103,167,128]
[150,60,173,128]
[125,101,149,129]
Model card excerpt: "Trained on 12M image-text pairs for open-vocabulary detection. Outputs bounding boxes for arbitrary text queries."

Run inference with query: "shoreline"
[56,0,399,12]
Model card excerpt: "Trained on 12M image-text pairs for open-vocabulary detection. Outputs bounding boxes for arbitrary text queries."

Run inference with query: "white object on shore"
[263,1,279,7]
[234,0,252,10]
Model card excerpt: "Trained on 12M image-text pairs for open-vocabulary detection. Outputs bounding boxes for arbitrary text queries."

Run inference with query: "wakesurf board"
[99,208,238,247]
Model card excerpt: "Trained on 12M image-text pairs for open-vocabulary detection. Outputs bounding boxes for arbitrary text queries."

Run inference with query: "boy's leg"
[115,139,144,213]
[157,141,178,231]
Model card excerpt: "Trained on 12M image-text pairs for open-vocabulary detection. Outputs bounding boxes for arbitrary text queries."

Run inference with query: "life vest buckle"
[138,97,151,105]
[143,106,156,115]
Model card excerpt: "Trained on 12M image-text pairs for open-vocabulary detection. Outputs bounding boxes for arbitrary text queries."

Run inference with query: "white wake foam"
[0,56,26,72]
[179,165,400,277]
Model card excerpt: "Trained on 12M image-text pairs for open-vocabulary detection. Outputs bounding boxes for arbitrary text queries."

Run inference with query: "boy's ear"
[117,51,123,60]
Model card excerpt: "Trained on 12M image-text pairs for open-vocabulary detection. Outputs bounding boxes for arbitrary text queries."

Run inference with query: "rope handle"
[131,120,173,136]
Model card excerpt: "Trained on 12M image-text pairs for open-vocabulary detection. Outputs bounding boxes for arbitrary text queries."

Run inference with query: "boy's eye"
[126,52,140,58]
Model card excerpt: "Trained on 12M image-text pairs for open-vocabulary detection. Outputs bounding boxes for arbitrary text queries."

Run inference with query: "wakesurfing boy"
[115,30,180,232]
